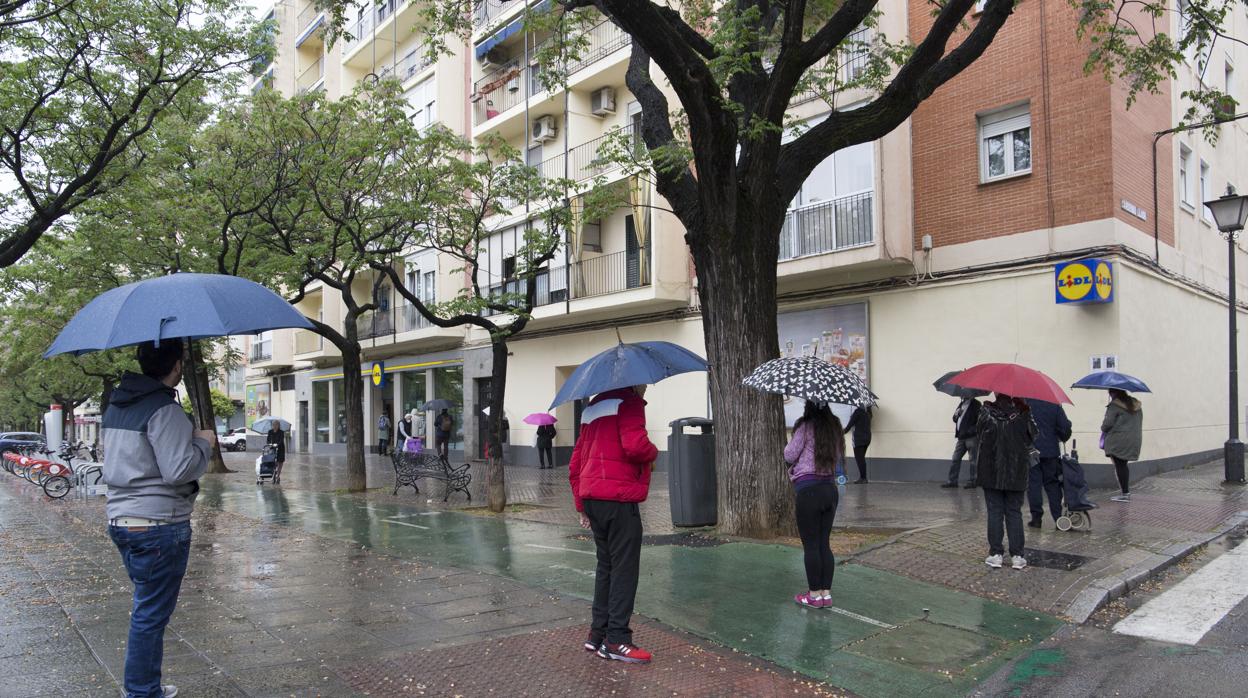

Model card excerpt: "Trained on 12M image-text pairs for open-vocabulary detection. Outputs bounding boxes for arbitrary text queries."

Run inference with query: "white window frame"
[1200,159,1213,223]
[978,104,1032,183]
[404,76,436,130]
[1179,144,1193,208]
[1226,57,1235,100]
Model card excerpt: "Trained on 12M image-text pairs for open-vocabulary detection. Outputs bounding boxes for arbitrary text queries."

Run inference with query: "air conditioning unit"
[531,115,557,143]
[590,87,616,116]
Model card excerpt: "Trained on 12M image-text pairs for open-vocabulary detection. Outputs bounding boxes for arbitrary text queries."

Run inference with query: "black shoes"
[940,481,958,488]
[1027,518,1042,529]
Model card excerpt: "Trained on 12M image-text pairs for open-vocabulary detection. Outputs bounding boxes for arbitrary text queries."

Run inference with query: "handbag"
[1099,433,1106,450]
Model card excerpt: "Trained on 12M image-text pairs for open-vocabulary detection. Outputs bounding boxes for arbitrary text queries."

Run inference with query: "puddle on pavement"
[1021,547,1094,571]
[568,531,726,547]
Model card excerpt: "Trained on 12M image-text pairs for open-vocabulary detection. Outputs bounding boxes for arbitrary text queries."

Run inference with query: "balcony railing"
[296,57,324,94]
[474,0,523,28]
[294,330,322,355]
[472,17,632,125]
[345,11,374,50]
[778,191,874,261]
[356,309,395,340]
[398,46,435,81]
[483,246,651,310]
[249,343,273,362]
[792,26,874,107]
[537,122,640,183]
[296,3,322,35]
[400,303,433,332]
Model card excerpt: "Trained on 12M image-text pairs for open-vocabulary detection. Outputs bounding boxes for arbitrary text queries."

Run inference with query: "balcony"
[296,57,324,94]
[356,308,395,340]
[778,191,874,261]
[400,304,433,333]
[791,26,873,107]
[485,246,651,309]
[249,343,273,362]
[379,44,434,84]
[474,0,524,29]
[295,3,325,47]
[537,122,640,183]
[294,330,322,356]
[471,17,632,126]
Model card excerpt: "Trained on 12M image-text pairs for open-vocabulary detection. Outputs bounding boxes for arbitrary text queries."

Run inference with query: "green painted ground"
[200,482,1062,697]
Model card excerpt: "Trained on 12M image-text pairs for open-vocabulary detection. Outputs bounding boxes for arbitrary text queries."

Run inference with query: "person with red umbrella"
[949,364,1069,572]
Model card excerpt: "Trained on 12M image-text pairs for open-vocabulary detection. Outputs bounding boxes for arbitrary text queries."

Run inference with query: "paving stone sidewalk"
[219,452,1248,621]
[0,480,846,697]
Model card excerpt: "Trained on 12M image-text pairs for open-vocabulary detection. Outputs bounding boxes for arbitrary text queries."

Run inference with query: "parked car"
[0,432,45,455]
[217,428,248,452]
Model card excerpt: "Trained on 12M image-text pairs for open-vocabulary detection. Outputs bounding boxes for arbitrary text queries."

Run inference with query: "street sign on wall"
[1055,259,1114,304]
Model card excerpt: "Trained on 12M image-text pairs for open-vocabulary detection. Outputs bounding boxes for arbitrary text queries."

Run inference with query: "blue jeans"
[109,521,192,698]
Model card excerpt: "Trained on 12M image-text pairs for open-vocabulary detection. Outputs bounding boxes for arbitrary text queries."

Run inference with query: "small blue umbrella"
[1071,371,1151,393]
[550,341,708,409]
[45,273,313,357]
[251,417,291,434]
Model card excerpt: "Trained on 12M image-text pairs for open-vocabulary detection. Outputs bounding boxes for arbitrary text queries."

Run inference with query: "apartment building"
[253,0,1247,482]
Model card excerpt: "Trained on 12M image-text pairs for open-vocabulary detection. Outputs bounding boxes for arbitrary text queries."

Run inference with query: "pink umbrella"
[523,412,557,426]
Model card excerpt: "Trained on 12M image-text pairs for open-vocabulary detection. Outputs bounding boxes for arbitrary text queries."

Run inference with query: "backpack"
[439,414,453,432]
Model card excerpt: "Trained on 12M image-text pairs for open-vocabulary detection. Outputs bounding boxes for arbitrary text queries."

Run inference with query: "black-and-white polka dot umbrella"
[742,356,877,407]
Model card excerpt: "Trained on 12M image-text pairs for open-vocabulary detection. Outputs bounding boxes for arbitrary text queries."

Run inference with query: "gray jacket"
[102,372,211,522]
[1102,396,1143,461]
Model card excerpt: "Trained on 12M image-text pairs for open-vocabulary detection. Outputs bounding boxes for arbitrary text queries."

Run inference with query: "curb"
[1063,510,1248,623]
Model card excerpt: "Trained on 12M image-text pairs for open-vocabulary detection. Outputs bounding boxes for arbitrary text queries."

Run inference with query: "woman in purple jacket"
[783,400,846,609]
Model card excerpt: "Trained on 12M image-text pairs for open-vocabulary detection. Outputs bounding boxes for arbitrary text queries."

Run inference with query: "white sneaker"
[162,687,179,698]
[984,554,1003,568]
[1110,493,1131,502]
[1011,556,1027,570]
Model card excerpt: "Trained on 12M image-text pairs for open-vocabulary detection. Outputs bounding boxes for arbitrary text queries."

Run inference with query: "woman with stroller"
[266,422,287,484]
[1102,389,1143,502]
[976,393,1036,571]
[784,401,846,608]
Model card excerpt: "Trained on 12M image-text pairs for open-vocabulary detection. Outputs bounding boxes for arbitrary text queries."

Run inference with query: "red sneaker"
[794,592,821,608]
[597,642,652,663]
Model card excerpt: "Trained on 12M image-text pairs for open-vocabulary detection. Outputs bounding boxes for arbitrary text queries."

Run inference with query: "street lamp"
[1204,185,1248,484]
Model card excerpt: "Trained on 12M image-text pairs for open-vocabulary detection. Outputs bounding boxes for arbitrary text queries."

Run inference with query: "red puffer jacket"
[568,388,659,512]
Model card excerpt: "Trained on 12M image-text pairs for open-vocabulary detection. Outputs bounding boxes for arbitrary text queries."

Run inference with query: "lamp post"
[1204,186,1248,484]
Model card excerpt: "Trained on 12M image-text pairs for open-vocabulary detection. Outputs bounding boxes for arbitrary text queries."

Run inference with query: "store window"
[978,104,1031,182]
[400,371,427,421]
[433,366,464,450]
[313,381,329,443]
[331,379,346,444]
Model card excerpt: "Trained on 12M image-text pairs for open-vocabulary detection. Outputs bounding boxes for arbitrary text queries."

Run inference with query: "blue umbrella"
[251,417,291,434]
[45,273,313,357]
[550,341,708,409]
[1071,371,1151,393]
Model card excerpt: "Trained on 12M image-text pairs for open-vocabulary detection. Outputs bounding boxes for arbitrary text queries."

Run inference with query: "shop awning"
[473,0,550,59]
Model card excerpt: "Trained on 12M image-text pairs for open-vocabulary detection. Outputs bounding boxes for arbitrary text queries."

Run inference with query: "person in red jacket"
[569,385,659,664]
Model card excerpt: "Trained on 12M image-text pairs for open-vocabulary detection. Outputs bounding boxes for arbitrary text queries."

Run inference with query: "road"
[976,528,1248,697]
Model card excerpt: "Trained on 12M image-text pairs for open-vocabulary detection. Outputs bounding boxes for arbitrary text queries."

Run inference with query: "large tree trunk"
[486,339,509,512]
[692,217,793,537]
[184,341,232,474]
[339,326,368,492]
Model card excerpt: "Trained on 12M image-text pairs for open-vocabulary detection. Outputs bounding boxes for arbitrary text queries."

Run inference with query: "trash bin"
[668,417,716,527]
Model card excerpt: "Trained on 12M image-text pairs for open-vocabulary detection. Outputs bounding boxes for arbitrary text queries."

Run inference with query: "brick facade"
[909,0,1173,250]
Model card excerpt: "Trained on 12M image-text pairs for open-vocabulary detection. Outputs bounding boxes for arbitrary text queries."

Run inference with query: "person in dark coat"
[1102,389,1143,502]
[266,422,287,484]
[845,406,872,484]
[944,397,982,488]
[975,394,1036,571]
[536,423,557,468]
[1025,399,1072,528]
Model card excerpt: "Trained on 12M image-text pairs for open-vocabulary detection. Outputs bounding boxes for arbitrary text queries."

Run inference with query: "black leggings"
[795,483,839,590]
[1112,456,1130,494]
[853,444,869,480]
[538,444,553,467]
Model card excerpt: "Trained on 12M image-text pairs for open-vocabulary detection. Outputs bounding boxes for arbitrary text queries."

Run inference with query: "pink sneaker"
[817,596,832,609]
[794,592,821,608]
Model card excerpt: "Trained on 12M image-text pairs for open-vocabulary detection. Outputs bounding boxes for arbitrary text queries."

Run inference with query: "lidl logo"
[1055,259,1114,304]
[371,361,386,387]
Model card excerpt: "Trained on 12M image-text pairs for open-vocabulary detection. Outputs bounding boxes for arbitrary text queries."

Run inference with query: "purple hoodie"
[784,421,841,486]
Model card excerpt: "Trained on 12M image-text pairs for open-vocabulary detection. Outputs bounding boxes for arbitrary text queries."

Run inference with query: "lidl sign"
[1055,259,1113,304]
[371,361,386,387]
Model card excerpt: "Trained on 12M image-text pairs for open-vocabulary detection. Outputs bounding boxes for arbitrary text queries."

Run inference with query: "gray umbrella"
[934,370,990,399]
[742,356,876,407]
[425,398,455,411]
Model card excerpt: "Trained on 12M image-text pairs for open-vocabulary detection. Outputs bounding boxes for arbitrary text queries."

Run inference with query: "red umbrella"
[947,363,1073,405]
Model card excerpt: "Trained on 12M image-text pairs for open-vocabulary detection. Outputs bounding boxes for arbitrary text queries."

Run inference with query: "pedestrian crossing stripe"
[1113,539,1248,645]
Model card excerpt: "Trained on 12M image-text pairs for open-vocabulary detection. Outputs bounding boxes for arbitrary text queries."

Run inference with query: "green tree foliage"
[181,389,235,420]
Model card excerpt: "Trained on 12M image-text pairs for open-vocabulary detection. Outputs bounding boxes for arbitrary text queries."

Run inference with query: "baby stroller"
[255,444,278,485]
[1055,439,1097,531]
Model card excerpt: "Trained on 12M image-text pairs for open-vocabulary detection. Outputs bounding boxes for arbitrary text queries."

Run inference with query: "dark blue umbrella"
[45,273,314,357]
[1071,371,1151,393]
[550,341,708,409]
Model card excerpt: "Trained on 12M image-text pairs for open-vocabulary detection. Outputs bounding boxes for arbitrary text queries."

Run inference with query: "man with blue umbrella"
[103,340,215,698]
